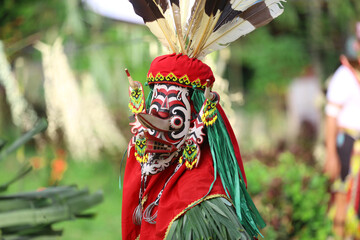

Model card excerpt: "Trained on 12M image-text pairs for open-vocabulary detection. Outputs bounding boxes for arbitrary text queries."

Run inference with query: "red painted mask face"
[142,84,192,174]
[149,84,191,144]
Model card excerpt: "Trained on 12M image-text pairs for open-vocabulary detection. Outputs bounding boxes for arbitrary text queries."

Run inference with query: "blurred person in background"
[287,65,323,165]
[324,22,360,239]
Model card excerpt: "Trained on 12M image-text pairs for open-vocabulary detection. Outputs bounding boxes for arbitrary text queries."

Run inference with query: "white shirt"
[327,65,360,131]
[288,75,322,127]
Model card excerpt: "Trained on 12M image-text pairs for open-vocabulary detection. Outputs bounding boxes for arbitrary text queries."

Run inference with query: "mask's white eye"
[170,116,183,129]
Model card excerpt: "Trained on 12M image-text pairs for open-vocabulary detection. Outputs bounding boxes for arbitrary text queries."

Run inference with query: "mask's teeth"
[145,134,178,154]
[156,142,167,150]
[154,142,161,150]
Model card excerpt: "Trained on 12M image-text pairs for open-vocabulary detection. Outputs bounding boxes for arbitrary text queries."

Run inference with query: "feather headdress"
[129,0,285,59]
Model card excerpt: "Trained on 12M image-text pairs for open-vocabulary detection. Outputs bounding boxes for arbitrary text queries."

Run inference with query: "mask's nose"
[158,96,169,118]
[137,113,170,132]
[161,96,169,109]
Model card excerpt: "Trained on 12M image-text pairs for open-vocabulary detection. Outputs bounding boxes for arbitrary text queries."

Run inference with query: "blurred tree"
[227,0,360,109]
[0,0,66,58]
[0,0,153,119]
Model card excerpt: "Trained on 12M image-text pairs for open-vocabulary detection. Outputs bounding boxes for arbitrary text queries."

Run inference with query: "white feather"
[199,20,255,58]
[266,0,285,18]
[199,0,284,57]
[183,0,206,46]
[172,3,186,53]
[146,20,178,53]
[156,1,180,52]
[180,0,190,33]
[230,0,258,11]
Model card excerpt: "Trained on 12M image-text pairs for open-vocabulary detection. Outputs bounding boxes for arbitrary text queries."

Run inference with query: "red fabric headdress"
[147,53,215,90]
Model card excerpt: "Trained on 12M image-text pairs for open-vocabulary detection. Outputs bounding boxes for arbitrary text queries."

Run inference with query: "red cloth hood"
[147,53,215,90]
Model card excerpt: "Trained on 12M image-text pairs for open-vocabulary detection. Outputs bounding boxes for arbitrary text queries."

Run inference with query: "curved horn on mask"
[125,69,139,90]
[204,79,214,100]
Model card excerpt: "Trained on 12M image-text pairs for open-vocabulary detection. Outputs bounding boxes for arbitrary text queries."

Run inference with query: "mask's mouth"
[144,132,178,154]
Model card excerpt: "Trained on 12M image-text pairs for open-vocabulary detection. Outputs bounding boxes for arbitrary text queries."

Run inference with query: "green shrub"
[245,152,333,240]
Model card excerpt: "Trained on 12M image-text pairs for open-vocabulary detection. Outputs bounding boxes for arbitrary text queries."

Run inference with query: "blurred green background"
[0,0,359,239]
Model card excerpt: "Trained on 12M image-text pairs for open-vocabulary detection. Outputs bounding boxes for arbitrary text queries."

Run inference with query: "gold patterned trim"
[163,194,231,239]
[147,72,208,89]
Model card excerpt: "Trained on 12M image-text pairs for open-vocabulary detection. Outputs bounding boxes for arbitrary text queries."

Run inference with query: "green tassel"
[145,88,153,109]
[192,90,265,238]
